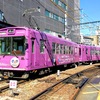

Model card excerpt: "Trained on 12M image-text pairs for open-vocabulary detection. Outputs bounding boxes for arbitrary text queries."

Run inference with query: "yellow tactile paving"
[97,91,100,100]
[82,91,98,94]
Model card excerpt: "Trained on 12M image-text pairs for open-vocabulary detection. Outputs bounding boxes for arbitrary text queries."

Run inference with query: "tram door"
[86,47,89,60]
[39,39,46,68]
[31,38,45,68]
[31,38,46,69]
[74,46,79,62]
[31,39,35,67]
[79,45,83,61]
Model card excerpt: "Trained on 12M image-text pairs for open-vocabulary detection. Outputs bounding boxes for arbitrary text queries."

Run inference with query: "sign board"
[9,80,17,89]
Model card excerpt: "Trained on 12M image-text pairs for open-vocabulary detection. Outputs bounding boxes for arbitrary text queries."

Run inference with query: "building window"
[53,0,67,10]
[58,1,62,6]
[0,10,4,21]
[61,2,66,10]
[49,13,53,18]
[59,16,65,23]
[45,10,50,17]
[53,0,58,4]
[45,9,65,23]
[45,29,50,33]
[53,14,59,20]
[37,7,41,12]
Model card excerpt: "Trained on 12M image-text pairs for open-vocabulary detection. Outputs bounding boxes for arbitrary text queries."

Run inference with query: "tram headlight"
[10,57,20,68]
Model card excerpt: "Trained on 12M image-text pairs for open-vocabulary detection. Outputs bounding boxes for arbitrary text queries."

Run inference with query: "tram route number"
[9,80,17,89]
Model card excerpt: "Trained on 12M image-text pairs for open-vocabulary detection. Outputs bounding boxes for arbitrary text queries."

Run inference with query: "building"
[88,27,100,46]
[80,35,93,45]
[0,0,80,42]
[0,10,14,28]
[90,35,100,46]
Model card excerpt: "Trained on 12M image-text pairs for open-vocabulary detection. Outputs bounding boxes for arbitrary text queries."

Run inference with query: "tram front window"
[0,36,25,55]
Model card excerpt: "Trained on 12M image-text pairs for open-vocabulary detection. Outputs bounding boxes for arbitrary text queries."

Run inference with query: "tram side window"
[92,49,94,55]
[86,48,88,54]
[79,48,81,56]
[97,50,99,55]
[60,44,63,54]
[56,43,60,54]
[1,42,5,53]
[32,40,34,53]
[90,49,92,55]
[62,44,64,54]
[71,47,73,54]
[69,46,73,54]
[65,46,68,54]
[52,42,56,54]
[98,50,99,55]
[95,50,97,55]
[93,49,95,55]
[64,45,65,54]
[94,50,96,55]
[69,47,71,54]
[68,47,70,54]
[40,40,45,53]
[95,50,98,55]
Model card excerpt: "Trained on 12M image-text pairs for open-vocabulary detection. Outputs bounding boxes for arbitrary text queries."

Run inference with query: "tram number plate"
[9,80,17,88]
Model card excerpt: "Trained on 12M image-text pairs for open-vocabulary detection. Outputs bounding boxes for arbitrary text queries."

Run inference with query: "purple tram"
[79,44,100,64]
[0,27,80,78]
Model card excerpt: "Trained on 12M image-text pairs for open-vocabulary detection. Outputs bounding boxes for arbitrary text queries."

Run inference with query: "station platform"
[76,75,100,100]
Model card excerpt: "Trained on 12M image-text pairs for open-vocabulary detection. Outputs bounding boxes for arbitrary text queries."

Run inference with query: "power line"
[80,20,100,25]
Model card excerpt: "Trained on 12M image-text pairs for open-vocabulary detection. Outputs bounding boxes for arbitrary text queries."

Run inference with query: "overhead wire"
[70,0,100,35]
[61,0,100,35]
[69,0,94,23]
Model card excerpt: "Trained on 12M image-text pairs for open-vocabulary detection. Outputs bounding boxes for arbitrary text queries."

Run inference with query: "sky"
[80,0,100,21]
[80,0,100,35]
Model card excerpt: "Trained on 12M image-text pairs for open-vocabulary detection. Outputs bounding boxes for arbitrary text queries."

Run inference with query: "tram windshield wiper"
[3,46,18,58]
[12,50,18,58]
[3,46,11,58]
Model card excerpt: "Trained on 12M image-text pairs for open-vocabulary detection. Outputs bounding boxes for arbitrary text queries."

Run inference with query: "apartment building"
[0,0,80,42]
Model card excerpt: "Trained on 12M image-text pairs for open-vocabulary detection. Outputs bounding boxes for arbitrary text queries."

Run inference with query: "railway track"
[0,80,27,93]
[29,73,86,100]
[0,63,100,100]
[29,65,100,100]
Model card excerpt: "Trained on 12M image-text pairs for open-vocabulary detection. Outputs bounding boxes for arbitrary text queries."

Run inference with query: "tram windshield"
[0,36,25,55]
